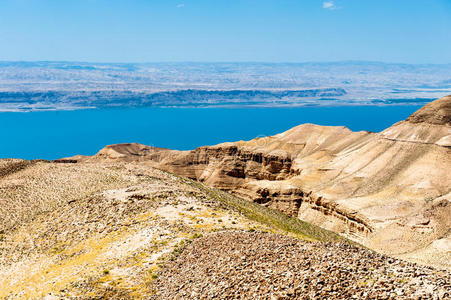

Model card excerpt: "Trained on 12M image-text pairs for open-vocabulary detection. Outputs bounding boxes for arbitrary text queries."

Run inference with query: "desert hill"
[0,159,317,298]
[0,159,449,299]
[92,95,451,270]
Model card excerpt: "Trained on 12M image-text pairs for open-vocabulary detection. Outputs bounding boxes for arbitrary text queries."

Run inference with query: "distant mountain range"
[0,88,347,110]
[0,61,450,111]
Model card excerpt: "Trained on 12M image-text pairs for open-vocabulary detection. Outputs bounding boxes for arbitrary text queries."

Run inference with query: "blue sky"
[0,0,450,63]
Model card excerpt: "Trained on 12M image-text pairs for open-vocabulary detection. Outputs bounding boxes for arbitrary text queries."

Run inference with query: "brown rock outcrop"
[406,95,451,125]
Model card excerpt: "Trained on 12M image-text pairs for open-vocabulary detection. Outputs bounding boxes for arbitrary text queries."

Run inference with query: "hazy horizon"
[1,60,451,65]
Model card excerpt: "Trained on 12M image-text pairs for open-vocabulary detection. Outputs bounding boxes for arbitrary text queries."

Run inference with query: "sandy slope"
[0,161,271,299]
[1,160,448,299]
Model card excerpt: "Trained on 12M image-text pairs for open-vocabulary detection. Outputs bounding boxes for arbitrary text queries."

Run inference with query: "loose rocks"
[151,231,450,299]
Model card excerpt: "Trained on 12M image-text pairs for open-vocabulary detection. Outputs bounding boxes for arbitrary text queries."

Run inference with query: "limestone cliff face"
[162,146,294,184]
[92,96,451,268]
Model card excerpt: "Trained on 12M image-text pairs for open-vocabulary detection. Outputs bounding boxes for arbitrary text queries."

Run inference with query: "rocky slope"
[151,231,450,299]
[91,95,451,270]
[0,160,280,298]
[0,158,363,299]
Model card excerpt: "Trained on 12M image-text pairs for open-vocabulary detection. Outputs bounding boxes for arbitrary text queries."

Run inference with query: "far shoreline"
[0,100,434,113]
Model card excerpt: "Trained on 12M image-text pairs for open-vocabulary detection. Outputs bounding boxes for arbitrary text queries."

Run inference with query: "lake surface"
[0,105,421,160]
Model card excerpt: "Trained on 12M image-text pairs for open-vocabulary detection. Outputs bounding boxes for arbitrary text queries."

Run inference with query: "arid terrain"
[0,160,281,298]
[152,231,450,299]
[0,96,450,299]
[0,160,449,299]
[88,96,451,270]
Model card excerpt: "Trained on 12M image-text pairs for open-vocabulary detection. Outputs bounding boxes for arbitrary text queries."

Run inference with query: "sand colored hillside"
[92,96,451,270]
[2,158,368,298]
[1,159,448,299]
[0,160,276,299]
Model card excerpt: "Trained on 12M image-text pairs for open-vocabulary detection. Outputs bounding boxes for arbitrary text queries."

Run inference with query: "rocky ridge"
[406,95,451,126]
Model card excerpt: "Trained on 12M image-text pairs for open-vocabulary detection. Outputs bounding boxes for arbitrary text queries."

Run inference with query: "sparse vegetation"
[176,173,361,245]
[0,160,367,298]
[191,233,203,239]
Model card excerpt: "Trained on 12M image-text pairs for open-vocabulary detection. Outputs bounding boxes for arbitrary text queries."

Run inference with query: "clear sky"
[0,0,450,63]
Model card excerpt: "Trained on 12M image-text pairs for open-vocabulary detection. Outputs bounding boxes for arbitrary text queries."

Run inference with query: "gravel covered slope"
[151,231,450,299]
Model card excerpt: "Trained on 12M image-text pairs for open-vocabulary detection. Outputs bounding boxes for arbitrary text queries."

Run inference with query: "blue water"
[0,106,421,160]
